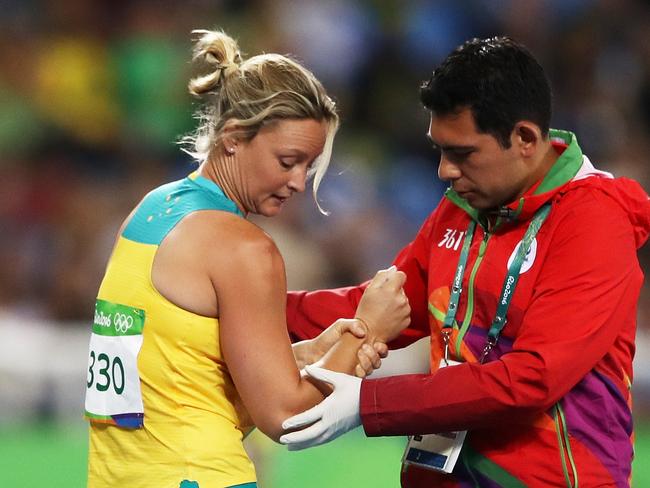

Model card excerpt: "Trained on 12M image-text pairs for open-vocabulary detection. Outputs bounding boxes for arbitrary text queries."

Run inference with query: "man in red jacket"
[280,37,650,487]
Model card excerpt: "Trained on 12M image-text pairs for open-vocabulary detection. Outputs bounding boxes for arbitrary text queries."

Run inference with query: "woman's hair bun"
[189,29,242,95]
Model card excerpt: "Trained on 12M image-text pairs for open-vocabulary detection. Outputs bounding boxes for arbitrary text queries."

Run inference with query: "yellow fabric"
[87,237,256,488]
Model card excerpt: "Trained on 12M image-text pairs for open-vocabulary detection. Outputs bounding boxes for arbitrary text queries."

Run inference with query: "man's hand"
[292,319,388,376]
[280,365,361,450]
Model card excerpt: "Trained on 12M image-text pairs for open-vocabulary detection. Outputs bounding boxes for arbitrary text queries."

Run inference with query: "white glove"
[279,364,362,450]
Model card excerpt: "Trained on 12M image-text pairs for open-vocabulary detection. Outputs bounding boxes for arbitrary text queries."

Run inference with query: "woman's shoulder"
[181,210,281,262]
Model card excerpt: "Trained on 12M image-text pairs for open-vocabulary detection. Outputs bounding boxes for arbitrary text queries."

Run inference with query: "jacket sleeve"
[360,190,642,435]
[286,210,438,347]
[286,285,366,343]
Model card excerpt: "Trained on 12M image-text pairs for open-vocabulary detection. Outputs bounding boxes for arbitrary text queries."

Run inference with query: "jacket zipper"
[554,403,579,487]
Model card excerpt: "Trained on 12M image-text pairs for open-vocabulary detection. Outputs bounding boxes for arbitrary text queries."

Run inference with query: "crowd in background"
[2,0,649,330]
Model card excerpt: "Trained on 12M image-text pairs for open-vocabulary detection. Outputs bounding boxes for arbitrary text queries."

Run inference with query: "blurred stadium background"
[2,0,650,486]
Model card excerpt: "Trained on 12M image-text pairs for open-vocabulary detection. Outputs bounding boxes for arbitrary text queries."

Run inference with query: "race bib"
[84,299,145,429]
[402,360,467,474]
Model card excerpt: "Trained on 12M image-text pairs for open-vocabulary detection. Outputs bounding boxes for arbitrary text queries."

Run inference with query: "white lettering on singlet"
[94,310,112,328]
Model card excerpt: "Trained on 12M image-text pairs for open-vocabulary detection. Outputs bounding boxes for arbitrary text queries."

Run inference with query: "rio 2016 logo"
[114,313,134,333]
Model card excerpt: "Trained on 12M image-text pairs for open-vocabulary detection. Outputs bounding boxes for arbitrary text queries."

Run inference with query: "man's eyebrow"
[425,134,475,151]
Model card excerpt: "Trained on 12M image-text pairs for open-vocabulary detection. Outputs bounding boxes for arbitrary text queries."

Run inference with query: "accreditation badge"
[401,359,467,474]
[84,299,145,429]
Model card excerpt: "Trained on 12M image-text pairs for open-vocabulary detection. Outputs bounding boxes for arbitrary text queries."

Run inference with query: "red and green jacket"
[287,130,650,487]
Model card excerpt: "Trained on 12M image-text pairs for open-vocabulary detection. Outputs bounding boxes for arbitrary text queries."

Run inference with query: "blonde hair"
[181,29,339,212]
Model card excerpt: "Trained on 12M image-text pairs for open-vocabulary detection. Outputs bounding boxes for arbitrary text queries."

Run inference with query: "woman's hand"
[354,266,411,343]
[292,318,388,376]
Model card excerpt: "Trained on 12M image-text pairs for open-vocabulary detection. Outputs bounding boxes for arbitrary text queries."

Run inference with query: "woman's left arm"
[210,216,408,441]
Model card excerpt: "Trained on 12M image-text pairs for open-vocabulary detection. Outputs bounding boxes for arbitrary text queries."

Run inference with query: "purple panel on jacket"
[559,370,632,487]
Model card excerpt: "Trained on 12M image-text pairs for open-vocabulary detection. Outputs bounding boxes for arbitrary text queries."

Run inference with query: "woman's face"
[235,118,328,217]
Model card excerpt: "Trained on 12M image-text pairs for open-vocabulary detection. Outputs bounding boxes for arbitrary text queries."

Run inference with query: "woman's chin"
[259,205,283,218]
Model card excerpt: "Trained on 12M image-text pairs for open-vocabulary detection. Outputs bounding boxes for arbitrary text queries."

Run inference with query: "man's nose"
[438,156,461,182]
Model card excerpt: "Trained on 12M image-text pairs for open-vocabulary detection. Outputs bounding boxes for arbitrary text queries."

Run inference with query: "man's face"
[428,108,530,210]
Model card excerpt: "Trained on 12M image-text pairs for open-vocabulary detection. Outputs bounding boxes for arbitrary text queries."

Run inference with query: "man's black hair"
[420,37,552,148]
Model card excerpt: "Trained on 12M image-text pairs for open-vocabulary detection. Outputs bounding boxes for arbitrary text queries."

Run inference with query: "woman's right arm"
[208,214,409,441]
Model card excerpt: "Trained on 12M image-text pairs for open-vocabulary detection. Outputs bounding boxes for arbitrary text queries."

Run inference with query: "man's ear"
[513,121,542,157]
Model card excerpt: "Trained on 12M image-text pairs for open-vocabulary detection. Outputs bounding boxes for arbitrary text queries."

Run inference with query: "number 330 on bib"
[84,299,146,429]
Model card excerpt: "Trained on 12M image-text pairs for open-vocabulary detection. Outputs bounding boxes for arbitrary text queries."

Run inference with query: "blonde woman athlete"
[84,30,410,488]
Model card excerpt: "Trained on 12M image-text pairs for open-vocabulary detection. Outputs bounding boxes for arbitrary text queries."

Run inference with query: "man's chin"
[459,192,484,208]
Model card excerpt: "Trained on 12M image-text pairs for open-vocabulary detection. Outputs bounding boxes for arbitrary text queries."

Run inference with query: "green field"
[1,421,648,487]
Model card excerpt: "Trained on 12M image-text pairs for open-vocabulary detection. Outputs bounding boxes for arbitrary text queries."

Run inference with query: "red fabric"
[286,163,649,486]
[361,177,646,433]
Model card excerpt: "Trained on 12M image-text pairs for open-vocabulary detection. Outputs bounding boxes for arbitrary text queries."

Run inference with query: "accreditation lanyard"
[440,203,552,364]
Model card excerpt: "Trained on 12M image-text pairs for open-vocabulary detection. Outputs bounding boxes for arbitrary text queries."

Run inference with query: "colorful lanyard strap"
[440,203,552,365]
[440,219,476,363]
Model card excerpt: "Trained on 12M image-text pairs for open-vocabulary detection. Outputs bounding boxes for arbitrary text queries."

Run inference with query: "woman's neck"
[198,154,248,216]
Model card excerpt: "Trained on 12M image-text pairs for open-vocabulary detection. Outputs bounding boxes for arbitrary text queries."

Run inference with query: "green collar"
[535,129,583,194]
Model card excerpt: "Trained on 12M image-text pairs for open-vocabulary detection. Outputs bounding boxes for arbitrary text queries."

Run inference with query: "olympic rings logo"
[114,313,134,333]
